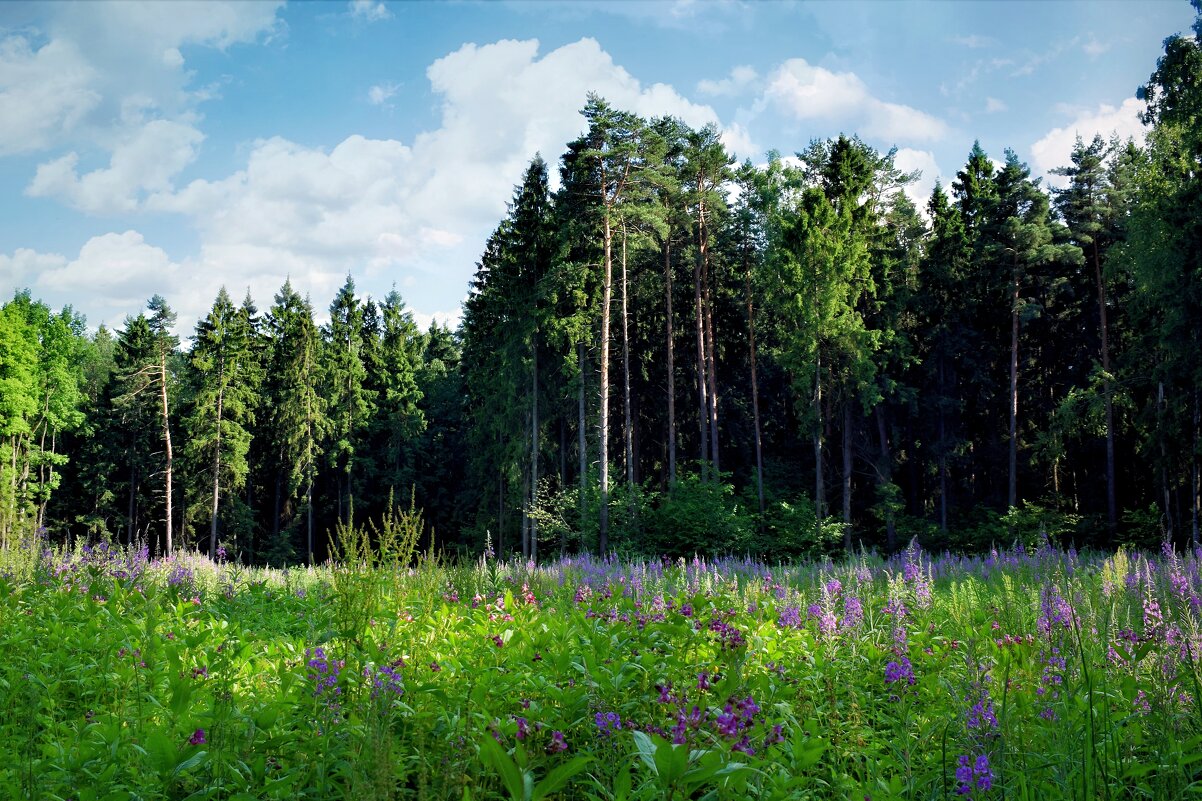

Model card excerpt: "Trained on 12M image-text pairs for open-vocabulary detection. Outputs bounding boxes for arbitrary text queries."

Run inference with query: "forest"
[2,7,1201,565]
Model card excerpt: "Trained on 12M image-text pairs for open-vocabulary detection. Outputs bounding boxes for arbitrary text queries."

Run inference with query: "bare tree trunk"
[599,213,613,555]
[1008,261,1020,512]
[694,248,709,478]
[745,252,764,516]
[1094,243,1117,535]
[665,239,677,486]
[703,251,720,478]
[938,356,949,534]
[1194,392,1200,547]
[530,322,539,563]
[814,352,825,528]
[842,402,853,551]
[1160,381,1173,542]
[578,343,587,537]
[621,226,633,489]
[159,352,174,555]
[210,380,224,557]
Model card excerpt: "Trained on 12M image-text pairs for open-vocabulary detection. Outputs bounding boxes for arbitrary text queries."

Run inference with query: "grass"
[0,537,1199,799]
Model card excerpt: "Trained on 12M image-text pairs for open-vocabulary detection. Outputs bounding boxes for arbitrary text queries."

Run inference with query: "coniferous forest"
[3,8,1202,565]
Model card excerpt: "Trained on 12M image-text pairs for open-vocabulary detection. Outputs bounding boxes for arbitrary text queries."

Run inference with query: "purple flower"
[885,657,915,686]
[189,728,206,746]
[547,730,568,753]
[594,711,622,737]
[777,605,803,628]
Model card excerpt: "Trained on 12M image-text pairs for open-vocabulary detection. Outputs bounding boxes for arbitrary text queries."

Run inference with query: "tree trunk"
[814,352,825,528]
[1094,243,1117,536]
[210,380,224,557]
[1193,392,1200,547]
[842,402,853,551]
[1008,261,1019,511]
[876,403,897,552]
[621,225,633,490]
[703,261,720,477]
[937,355,949,534]
[159,351,174,555]
[665,238,677,486]
[745,250,764,516]
[694,245,709,478]
[578,343,587,536]
[128,464,138,547]
[599,212,612,555]
[1160,381,1173,542]
[530,322,539,563]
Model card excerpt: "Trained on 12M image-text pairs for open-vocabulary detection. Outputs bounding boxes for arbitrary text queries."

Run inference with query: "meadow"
[1,534,1199,800]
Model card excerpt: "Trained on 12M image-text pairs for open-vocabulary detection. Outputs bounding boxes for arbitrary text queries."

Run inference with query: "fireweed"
[0,539,1200,799]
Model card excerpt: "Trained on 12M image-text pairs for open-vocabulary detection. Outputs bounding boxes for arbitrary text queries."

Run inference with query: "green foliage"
[648,473,751,557]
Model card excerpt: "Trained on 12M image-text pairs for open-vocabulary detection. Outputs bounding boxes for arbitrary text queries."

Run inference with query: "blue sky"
[0,0,1195,335]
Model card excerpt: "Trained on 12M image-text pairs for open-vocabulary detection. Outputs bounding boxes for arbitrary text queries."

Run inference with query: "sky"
[0,0,1196,337]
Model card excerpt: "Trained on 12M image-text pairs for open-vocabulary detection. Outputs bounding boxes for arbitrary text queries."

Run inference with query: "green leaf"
[479,735,528,801]
[532,755,594,800]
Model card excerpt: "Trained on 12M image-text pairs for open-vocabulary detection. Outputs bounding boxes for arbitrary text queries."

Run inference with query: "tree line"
[2,7,1200,560]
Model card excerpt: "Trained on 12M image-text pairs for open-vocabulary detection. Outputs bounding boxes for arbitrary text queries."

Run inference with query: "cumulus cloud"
[131,37,730,328]
[27,120,204,213]
[762,58,946,143]
[1030,97,1146,186]
[0,0,280,154]
[0,36,100,155]
[985,97,1007,113]
[697,65,758,97]
[893,148,944,211]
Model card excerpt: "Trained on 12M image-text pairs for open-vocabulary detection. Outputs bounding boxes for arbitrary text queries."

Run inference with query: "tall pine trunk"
[665,239,677,486]
[694,241,709,477]
[814,352,826,529]
[744,250,764,515]
[1008,260,1020,512]
[210,381,224,557]
[599,212,613,555]
[703,263,720,477]
[842,402,853,551]
[621,226,633,489]
[1093,243,1117,535]
[159,351,174,555]
[578,343,587,537]
[530,323,539,563]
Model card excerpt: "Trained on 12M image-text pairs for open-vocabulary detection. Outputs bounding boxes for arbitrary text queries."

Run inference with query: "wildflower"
[514,716,529,740]
[697,672,712,691]
[594,711,622,737]
[777,605,803,628]
[189,728,206,746]
[885,658,915,686]
[429,661,441,672]
[491,634,504,648]
[547,730,568,753]
[955,752,993,795]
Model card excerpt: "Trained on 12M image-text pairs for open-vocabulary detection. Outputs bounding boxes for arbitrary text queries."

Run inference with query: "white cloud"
[368,83,399,106]
[349,0,392,22]
[133,37,731,328]
[893,148,943,211]
[1030,97,1146,186]
[763,58,946,143]
[697,65,758,97]
[0,36,100,155]
[25,231,190,330]
[0,0,283,205]
[720,122,757,160]
[28,120,204,213]
[985,97,1007,113]
[0,248,69,296]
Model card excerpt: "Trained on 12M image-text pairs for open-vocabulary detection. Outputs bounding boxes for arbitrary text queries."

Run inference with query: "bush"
[648,474,752,557]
